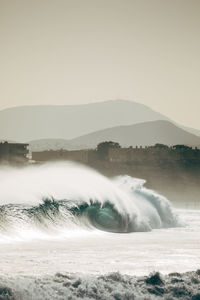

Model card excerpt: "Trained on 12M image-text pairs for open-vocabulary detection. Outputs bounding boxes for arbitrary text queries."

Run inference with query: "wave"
[0,162,179,241]
[1,270,200,300]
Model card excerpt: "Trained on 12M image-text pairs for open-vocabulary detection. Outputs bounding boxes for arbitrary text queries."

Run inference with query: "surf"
[0,162,179,242]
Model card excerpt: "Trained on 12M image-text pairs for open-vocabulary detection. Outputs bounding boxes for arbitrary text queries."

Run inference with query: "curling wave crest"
[0,162,179,242]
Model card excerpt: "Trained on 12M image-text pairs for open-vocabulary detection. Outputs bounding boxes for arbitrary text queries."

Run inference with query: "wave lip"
[0,163,180,240]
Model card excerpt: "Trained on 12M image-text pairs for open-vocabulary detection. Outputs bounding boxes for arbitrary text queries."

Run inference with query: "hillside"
[30,139,74,151]
[181,125,200,137]
[30,120,200,151]
[70,120,200,149]
[0,100,169,142]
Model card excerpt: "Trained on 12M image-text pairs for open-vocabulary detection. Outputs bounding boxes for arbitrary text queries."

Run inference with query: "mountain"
[0,100,170,142]
[181,126,200,137]
[30,139,74,152]
[30,120,200,151]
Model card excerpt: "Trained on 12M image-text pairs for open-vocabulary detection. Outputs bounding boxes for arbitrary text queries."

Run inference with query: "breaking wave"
[0,162,179,242]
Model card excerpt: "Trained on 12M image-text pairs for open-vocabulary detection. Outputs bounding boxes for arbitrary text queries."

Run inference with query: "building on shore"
[31,149,98,164]
[108,145,200,165]
[31,144,200,166]
[0,141,29,165]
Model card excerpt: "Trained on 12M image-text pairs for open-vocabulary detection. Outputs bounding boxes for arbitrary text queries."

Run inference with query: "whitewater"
[0,162,179,242]
[0,162,200,299]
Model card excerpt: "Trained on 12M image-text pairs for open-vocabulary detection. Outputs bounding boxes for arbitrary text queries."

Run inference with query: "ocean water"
[0,162,199,278]
[0,209,199,276]
[0,163,200,299]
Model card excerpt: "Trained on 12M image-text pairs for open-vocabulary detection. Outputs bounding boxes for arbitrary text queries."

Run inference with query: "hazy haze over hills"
[30,139,75,152]
[30,120,200,151]
[70,120,200,149]
[1,100,200,151]
[0,100,170,142]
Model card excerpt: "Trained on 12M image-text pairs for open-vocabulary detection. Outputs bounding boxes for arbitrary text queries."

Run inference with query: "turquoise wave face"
[88,205,121,232]
[0,196,179,235]
[77,203,127,233]
[1,199,131,233]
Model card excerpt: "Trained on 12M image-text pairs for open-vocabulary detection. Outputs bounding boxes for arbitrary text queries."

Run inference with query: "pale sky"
[0,0,200,129]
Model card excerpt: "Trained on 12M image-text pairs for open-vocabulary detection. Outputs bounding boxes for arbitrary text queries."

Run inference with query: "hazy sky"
[0,0,200,129]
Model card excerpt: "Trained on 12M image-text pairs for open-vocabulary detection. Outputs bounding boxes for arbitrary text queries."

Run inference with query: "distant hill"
[30,120,200,151]
[181,125,200,137]
[30,139,74,152]
[1,99,199,143]
[0,100,170,142]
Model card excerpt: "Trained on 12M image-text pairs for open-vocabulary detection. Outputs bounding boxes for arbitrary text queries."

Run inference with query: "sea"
[0,162,199,299]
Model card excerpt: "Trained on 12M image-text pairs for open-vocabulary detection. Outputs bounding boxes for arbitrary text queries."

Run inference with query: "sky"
[0,0,200,129]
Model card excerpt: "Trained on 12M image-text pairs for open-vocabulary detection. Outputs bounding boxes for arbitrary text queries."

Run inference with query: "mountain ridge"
[30,120,200,151]
[0,100,170,141]
[0,100,199,143]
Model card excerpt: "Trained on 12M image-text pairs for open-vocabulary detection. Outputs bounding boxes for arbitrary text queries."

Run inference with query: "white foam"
[0,162,179,242]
